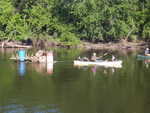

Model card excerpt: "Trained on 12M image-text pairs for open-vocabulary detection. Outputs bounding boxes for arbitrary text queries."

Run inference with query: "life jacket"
[18,50,26,61]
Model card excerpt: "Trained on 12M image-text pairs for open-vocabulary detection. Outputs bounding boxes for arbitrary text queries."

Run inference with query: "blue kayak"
[137,55,150,60]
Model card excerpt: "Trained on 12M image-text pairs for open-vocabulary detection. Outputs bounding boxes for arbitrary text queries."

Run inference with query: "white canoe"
[74,60,122,68]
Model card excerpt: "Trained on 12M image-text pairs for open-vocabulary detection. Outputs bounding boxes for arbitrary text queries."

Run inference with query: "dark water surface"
[0,48,150,113]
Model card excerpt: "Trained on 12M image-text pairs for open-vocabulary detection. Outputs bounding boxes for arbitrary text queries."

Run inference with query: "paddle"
[99,53,108,59]
[54,60,73,63]
[54,60,65,63]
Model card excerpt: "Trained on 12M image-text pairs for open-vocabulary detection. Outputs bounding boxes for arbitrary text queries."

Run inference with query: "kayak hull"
[137,55,150,60]
[74,60,122,68]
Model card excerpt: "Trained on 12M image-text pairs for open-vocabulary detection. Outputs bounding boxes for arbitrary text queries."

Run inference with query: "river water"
[0,48,150,113]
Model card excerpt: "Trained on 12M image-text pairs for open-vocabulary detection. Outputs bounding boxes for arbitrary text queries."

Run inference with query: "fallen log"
[0,41,32,48]
[0,44,32,48]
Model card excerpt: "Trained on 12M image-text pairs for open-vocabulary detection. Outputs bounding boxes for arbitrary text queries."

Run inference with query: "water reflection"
[31,62,53,75]
[18,62,26,79]
[144,60,150,68]
[75,65,117,76]
[138,57,150,69]
[91,66,97,75]
[47,63,53,75]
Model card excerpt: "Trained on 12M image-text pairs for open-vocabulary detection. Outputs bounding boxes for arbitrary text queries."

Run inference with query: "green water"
[0,48,150,113]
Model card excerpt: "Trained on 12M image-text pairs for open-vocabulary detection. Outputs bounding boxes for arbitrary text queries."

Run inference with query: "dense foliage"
[0,0,150,44]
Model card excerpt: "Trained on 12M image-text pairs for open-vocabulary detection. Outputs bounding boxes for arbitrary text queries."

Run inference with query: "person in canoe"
[91,53,100,62]
[78,56,89,61]
[111,55,116,61]
[145,48,150,56]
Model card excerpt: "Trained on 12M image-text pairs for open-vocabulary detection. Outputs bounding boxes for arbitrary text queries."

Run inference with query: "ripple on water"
[0,104,62,113]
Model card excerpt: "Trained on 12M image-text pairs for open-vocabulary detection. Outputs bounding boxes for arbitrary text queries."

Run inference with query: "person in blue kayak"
[145,48,150,56]
[17,49,26,61]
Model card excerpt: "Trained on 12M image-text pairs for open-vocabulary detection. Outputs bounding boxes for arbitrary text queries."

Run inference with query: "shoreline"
[79,40,148,51]
[0,40,148,51]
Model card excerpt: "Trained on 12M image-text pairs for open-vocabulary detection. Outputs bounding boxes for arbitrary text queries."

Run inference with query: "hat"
[93,53,96,56]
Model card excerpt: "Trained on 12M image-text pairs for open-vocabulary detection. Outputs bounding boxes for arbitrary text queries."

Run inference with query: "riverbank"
[0,39,149,51]
[79,40,149,51]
